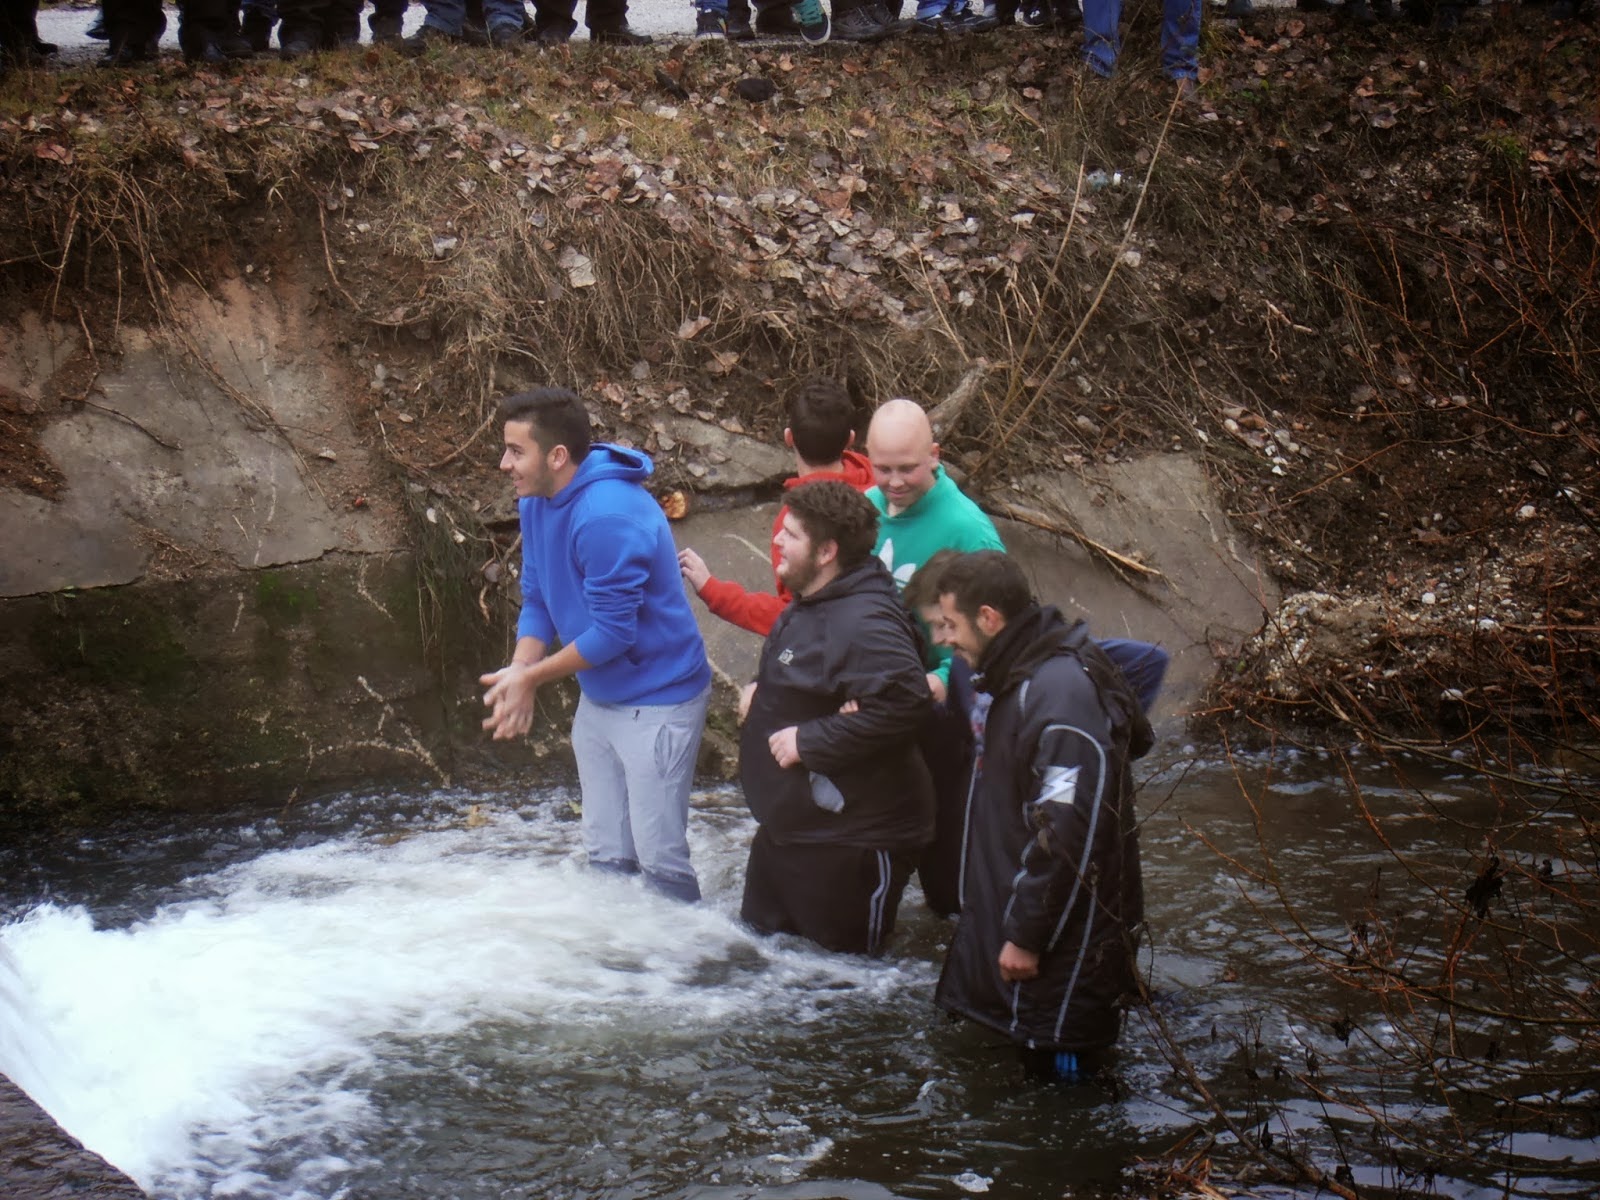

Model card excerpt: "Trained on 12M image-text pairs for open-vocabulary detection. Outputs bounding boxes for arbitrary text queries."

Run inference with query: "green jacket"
[868,465,1006,686]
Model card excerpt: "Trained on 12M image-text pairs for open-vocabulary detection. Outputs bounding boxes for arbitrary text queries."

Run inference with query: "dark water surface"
[2,749,1594,1200]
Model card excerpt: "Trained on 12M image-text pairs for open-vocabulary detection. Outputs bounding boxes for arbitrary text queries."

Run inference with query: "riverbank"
[2,10,1597,819]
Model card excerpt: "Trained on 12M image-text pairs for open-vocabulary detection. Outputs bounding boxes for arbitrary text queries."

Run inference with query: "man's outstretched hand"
[480,663,538,740]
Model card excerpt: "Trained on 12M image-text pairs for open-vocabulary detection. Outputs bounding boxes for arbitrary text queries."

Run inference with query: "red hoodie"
[697,449,876,636]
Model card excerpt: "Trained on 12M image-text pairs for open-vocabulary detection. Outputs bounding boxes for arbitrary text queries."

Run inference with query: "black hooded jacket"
[739,557,935,852]
[934,605,1154,1052]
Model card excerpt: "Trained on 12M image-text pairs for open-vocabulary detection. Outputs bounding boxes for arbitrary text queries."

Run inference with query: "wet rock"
[0,1074,146,1199]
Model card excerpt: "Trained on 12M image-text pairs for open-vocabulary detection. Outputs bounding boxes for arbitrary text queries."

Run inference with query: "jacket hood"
[549,443,653,508]
[784,450,876,492]
[976,604,1154,760]
[795,555,900,607]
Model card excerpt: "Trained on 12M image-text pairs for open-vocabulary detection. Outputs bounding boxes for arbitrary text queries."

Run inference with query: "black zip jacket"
[935,605,1154,1052]
[739,557,935,852]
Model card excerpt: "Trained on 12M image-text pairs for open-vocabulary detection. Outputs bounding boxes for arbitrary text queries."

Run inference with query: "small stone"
[1421,592,1436,605]
[1516,504,1536,521]
[734,77,776,103]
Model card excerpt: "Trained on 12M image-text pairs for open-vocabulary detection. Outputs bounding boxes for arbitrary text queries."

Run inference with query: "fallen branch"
[984,496,1164,581]
[928,359,991,441]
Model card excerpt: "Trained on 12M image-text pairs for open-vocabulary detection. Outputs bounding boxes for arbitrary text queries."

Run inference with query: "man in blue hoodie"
[481,388,713,903]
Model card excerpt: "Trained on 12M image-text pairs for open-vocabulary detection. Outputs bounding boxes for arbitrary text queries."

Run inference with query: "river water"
[1,749,1595,1200]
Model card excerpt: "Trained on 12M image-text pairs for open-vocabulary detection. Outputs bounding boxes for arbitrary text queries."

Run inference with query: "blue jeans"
[421,0,524,32]
[1082,0,1200,80]
[571,686,710,904]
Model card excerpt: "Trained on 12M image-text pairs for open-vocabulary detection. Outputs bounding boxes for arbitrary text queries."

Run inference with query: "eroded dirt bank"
[2,11,1597,804]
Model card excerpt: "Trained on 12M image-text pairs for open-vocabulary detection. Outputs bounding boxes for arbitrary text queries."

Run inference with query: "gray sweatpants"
[570,685,710,903]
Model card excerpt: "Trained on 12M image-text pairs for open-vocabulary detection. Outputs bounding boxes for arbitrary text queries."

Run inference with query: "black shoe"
[488,20,524,45]
[1016,0,1052,24]
[279,30,320,58]
[696,8,727,35]
[1343,0,1376,21]
[754,5,802,32]
[832,5,894,38]
[590,22,653,43]
[87,18,109,39]
[727,11,757,35]
[1222,0,1253,14]
[99,36,157,66]
[401,23,460,54]
[529,23,573,43]
[369,13,403,42]
[241,9,274,51]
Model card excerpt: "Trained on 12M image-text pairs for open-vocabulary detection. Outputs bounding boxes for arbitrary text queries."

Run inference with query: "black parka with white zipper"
[934,605,1154,1052]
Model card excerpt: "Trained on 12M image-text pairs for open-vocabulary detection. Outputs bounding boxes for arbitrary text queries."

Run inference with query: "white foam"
[0,801,924,1197]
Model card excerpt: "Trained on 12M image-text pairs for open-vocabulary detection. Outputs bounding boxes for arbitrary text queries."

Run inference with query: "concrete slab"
[0,298,402,598]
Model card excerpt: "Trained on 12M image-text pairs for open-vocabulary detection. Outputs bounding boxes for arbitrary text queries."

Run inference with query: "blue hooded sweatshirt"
[516,444,711,706]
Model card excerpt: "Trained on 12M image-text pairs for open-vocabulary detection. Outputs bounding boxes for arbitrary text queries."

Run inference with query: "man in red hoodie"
[678,377,874,637]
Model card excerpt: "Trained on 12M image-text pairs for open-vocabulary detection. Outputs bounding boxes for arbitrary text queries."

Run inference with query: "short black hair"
[786,377,857,466]
[937,551,1033,622]
[498,388,592,463]
[902,548,962,612]
[784,480,879,571]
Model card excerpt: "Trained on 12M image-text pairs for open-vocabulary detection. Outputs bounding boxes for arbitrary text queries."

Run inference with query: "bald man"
[865,399,1005,699]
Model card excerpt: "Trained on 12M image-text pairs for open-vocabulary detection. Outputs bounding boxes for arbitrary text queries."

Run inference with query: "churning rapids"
[2,751,1595,1200]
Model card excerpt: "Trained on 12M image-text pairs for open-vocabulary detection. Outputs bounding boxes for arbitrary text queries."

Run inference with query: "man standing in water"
[931,551,1153,1081]
[864,398,1003,915]
[738,481,934,955]
[481,388,712,903]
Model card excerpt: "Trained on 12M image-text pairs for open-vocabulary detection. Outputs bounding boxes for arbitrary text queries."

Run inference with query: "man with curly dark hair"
[737,480,934,956]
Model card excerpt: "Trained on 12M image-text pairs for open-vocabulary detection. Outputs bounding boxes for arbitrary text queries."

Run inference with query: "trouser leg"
[1159,0,1200,79]
[1080,0,1119,76]
[572,693,641,877]
[607,688,708,902]
[741,830,914,956]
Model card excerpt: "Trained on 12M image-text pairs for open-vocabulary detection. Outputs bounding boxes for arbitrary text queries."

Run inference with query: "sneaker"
[696,8,727,35]
[791,0,832,41]
[945,0,1000,28]
[1222,0,1253,14]
[832,4,893,38]
[1017,0,1052,24]
[727,11,757,35]
[1056,0,1082,22]
[1343,0,1376,21]
[400,23,460,54]
[590,22,653,43]
[87,17,110,39]
[868,0,915,29]
[530,23,573,43]
[488,20,524,45]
